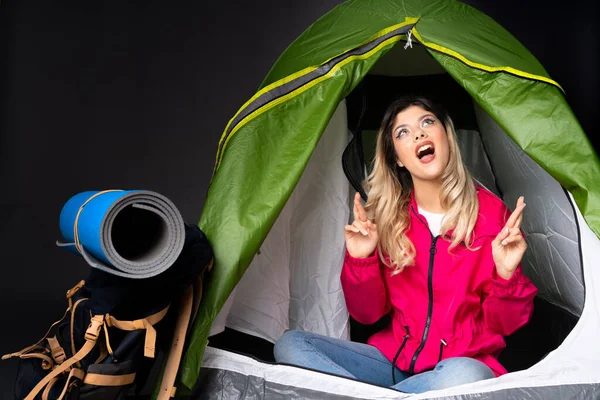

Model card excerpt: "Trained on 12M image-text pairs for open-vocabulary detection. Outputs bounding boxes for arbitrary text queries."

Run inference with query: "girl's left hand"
[492,196,527,280]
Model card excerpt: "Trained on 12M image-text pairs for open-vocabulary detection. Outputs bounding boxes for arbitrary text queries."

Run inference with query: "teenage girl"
[274,97,537,393]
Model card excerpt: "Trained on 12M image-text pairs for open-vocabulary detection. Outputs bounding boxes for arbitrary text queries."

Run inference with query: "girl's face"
[391,105,450,183]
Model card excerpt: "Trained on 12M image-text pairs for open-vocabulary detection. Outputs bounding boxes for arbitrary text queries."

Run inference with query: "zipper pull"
[438,339,447,363]
[404,30,413,50]
[430,236,438,255]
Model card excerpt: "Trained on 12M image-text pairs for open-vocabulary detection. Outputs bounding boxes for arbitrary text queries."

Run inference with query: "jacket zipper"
[408,206,439,374]
[391,326,410,384]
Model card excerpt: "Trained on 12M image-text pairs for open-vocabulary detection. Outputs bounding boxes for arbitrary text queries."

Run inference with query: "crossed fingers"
[499,196,526,246]
[345,192,374,236]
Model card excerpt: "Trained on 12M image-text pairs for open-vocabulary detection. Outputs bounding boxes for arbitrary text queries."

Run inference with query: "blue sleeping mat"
[57,190,185,279]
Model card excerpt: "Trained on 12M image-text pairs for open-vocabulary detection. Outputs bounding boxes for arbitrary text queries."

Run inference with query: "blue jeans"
[273,330,495,394]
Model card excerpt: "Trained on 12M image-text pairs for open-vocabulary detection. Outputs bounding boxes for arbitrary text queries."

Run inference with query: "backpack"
[2,223,213,400]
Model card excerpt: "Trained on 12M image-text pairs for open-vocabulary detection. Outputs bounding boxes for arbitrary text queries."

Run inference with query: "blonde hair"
[364,97,478,275]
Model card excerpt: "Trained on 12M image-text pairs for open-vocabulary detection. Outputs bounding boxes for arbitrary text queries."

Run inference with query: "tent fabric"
[182,36,395,388]
[425,50,600,241]
[214,21,414,172]
[454,129,500,197]
[180,0,600,395]
[212,102,351,343]
[259,1,558,88]
[473,102,584,317]
[195,347,402,399]
[196,361,600,400]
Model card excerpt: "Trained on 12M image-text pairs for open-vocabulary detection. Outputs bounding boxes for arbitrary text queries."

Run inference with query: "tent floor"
[208,296,578,374]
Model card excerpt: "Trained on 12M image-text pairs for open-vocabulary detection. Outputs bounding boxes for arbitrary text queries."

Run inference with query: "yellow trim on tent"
[213,17,419,170]
[410,28,564,92]
[215,34,406,170]
[213,16,563,173]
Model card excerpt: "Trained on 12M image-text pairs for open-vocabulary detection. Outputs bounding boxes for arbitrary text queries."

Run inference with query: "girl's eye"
[396,128,409,139]
[422,118,435,127]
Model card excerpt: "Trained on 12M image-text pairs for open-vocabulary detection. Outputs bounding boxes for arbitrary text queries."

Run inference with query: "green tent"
[177,0,600,397]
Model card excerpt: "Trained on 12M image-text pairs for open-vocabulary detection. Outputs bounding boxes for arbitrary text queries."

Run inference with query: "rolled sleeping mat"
[57,190,185,279]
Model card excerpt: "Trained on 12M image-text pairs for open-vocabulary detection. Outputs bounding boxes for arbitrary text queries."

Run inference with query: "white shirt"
[418,206,445,237]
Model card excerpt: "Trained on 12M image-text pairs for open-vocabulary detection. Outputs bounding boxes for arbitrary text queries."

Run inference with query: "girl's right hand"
[344,192,379,258]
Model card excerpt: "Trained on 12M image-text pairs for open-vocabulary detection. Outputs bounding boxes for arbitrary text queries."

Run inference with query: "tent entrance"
[343,43,583,372]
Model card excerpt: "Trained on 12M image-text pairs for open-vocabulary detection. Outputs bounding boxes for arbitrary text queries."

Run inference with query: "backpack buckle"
[47,337,67,364]
[85,316,104,342]
[52,349,66,364]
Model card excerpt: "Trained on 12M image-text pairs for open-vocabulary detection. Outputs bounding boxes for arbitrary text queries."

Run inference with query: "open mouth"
[416,142,435,160]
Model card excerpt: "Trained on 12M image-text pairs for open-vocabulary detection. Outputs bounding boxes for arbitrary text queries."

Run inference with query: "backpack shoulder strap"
[157,257,213,399]
[157,285,194,400]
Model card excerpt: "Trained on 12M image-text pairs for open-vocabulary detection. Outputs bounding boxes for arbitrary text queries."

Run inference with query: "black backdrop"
[0,0,597,397]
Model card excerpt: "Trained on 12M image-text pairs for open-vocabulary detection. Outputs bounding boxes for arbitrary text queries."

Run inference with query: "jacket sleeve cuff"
[492,266,527,292]
[344,249,379,268]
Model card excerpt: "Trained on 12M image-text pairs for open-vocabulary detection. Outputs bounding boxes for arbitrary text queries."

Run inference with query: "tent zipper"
[408,206,439,375]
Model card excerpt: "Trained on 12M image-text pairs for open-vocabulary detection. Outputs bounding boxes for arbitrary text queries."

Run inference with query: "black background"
[1,0,597,397]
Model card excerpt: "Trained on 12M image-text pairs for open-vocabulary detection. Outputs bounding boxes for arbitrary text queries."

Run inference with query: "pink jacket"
[341,187,538,377]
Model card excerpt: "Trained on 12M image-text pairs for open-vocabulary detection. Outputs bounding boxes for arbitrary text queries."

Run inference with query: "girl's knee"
[436,357,495,382]
[273,330,309,363]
